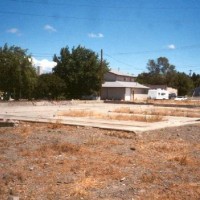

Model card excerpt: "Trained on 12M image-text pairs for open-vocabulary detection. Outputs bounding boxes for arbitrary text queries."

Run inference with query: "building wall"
[167,87,178,95]
[101,87,148,101]
[134,93,148,100]
[104,73,116,81]
[125,88,131,101]
[132,88,148,100]
[101,88,125,100]
[116,76,134,82]
[104,72,134,82]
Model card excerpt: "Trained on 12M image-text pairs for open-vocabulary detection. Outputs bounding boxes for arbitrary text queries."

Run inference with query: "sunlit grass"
[59,110,163,122]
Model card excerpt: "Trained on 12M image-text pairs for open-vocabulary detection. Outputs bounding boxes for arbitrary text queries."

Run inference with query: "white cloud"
[7,28,21,36]
[31,57,57,73]
[44,24,57,32]
[88,32,104,38]
[167,44,176,50]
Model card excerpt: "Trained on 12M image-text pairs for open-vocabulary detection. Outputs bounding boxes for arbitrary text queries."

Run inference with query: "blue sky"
[1,0,200,75]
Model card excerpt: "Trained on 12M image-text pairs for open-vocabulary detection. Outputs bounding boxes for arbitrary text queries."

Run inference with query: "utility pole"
[100,49,103,66]
[99,49,103,100]
[18,66,22,100]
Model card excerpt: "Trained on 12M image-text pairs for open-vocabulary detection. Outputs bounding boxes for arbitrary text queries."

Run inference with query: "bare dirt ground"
[1,121,200,200]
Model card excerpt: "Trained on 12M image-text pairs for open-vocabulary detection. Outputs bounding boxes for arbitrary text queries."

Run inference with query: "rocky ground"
[0,122,200,200]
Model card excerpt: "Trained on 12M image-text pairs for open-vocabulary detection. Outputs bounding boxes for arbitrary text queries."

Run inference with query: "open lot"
[1,122,200,199]
[0,101,200,199]
[0,100,200,132]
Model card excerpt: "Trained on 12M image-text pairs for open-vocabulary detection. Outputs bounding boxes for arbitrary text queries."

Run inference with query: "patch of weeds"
[114,107,132,114]
[34,144,54,157]
[34,142,81,158]
[59,110,163,122]
[0,182,6,195]
[105,131,136,139]
[151,141,188,152]
[69,177,101,198]
[141,172,156,183]
[107,113,163,122]
[170,155,189,166]
[60,110,94,117]
[110,156,133,166]
[3,170,24,185]
[20,148,31,157]
[0,139,9,148]
[113,106,200,118]
[51,142,80,154]
[20,125,32,138]
[48,119,63,129]
[84,136,104,146]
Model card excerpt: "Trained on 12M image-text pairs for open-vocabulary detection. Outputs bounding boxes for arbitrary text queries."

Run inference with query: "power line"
[105,52,200,72]
[0,10,100,21]
[105,53,133,67]
[30,51,200,71]
[0,10,139,22]
[8,0,200,10]
[105,53,143,71]
[110,44,200,55]
[0,10,200,23]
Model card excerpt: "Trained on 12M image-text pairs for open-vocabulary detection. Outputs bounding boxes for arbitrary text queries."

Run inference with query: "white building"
[101,70,148,101]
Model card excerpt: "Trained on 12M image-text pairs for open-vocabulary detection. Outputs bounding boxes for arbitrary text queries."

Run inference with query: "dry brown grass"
[147,99,200,106]
[1,122,200,199]
[109,113,163,122]
[0,139,9,148]
[141,172,156,183]
[59,110,163,122]
[169,155,189,165]
[62,110,96,117]
[84,135,104,145]
[51,142,80,154]
[146,140,189,152]
[33,142,81,157]
[17,125,32,138]
[113,106,200,118]
[108,156,133,166]
[104,130,136,139]
[3,169,25,185]
[47,119,63,129]
[69,177,101,198]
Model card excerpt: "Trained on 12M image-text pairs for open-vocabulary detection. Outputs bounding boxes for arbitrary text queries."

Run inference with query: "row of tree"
[136,57,199,96]
[0,44,199,100]
[0,44,109,100]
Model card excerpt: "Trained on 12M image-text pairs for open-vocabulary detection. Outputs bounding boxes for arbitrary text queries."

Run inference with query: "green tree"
[0,44,37,100]
[35,73,66,100]
[174,72,194,96]
[53,46,109,99]
[191,73,200,88]
[137,57,195,95]
[137,72,166,85]
[137,57,176,85]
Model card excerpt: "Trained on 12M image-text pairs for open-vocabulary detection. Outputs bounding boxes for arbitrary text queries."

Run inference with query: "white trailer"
[147,89,169,100]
